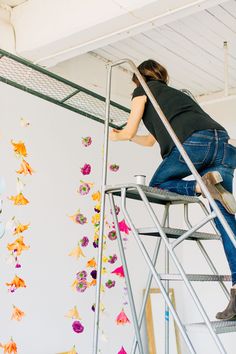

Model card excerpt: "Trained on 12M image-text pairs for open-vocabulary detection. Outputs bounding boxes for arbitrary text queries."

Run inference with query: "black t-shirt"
[132,80,226,158]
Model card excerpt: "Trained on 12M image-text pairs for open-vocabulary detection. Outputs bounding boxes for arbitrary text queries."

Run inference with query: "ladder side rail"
[128,185,227,354]
[184,203,230,300]
[131,204,169,354]
[119,188,196,354]
[109,59,236,250]
[109,193,144,353]
[165,206,170,354]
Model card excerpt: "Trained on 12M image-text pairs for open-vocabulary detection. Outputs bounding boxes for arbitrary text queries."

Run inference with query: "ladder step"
[187,320,236,334]
[107,184,199,205]
[138,226,220,240]
[160,274,231,282]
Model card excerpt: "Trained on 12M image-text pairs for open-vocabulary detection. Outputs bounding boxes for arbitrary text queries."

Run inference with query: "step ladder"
[92,59,236,354]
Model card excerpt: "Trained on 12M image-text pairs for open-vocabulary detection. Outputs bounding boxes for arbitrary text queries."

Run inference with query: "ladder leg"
[184,204,230,300]
[165,212,170,354]
[109,193,144,354]
[120,189,196,354]
[133,186,227,354]
[131,204,169,354]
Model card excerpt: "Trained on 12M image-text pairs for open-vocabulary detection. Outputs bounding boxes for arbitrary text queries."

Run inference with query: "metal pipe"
[92,65,112,354]
[109,192,144,354]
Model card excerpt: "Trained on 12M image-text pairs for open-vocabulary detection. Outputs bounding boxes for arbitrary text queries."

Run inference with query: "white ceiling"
[95,0,236,96]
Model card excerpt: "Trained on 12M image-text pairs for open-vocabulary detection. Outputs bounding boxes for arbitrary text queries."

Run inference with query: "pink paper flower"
[80,236,89,247]
[108,230,117,241]
[118,347,127,354]
[76,279,87,293]
[78,182,90,195]
[118,219,131,235]
[109,164,119,172]
[82,136,92,147]
[110,205,120,215]
[112,265,124,278]
[108,254,117,264]
[72,320,84,333]
[105,279,116,288]
[80,163,91,175]
[75,213,87,225]
[116,309,130,325]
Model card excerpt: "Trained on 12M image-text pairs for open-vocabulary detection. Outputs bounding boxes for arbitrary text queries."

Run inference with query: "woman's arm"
[130,133,156,146]
[109,95,146,141]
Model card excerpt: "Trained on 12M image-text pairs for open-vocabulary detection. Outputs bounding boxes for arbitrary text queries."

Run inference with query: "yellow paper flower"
[11,305,25,321]
[7,236,30,256]
[11,140,27,157]
[65,306,81,320]
[57,346,77,354]
[86,258,96,268]
[0,338,18,354]
[91,213,100,225]
[68,245,85,259]
[16,159,34,175]
[102,256,108,263]
[9,193,29,206]
[92,191,101,202]
[13,223,30,235]
[71,279,79,291]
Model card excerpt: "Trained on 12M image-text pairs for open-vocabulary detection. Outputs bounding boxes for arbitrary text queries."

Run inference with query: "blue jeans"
[149,129,236,285]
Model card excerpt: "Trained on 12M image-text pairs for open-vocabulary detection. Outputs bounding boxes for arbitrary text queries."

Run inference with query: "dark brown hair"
[132,59,169,86]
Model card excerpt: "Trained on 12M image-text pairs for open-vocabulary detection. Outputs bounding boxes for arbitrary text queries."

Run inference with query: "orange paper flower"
[9,193,29,206]
[87,279,96,287]
[16,159,34,175]
[0,338,17,353]
[92,191,101,202]
[7,236,30,256]
[86,258,96,268]
[58,346,77,354]
[116,309,130,325]
[11,305,25,321]
[68,245,85,259]
[11,140,27,157]
[6,275,26,292]
[13,223,30,235]
[65,306,81,320]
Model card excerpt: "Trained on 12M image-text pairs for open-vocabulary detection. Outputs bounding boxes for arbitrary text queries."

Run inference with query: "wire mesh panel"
[0,49,130,128]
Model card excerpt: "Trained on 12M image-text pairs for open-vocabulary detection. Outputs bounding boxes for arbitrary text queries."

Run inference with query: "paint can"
[134,175,146,185]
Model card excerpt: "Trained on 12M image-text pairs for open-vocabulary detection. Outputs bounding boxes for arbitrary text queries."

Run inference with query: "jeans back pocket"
[179,142,211,165]
[222,143,236,169]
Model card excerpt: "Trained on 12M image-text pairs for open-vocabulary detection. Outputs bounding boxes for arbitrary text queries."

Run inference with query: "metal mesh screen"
[0,50,130,128]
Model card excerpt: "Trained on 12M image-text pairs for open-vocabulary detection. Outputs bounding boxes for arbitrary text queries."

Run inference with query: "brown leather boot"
[216,289,236,320]
[201,171,236,215]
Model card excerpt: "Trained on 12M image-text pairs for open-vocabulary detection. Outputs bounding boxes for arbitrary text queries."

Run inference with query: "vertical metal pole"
[224,41,229,97]
[109,192,144,354]
[165,207,170,354]
[92,65,112,354]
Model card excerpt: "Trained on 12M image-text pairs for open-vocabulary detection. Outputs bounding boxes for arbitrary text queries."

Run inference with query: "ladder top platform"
[105,183,200,205]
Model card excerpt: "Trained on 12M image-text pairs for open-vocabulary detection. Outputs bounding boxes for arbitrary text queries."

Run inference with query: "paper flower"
[68,244,85,259]
[109,164,119,172]
[78,182,90,196]
[58,345,77,354]
[11,140,27,157]
[110,205,120,215]
[82,136,92,147]
[9,193,29,206]
[76,279,87,293]
[112,266,124,278]
[90,270,97,279]
[87,279,96,287]
[105,280,116,289]
[118,346,127,354]
[69,211,87,225]
[76,270,87,280]
[91,213,100,225]
[72,320,84,333]
[108,254,117,264]
[86,258,96,268]
[94,203,101,213]
[108,230,117,241]
[91,302,105,312]
[80,163,91,175]
[6,275,26,292]
[92,191,101,202]
[0,338,17,353]
[11,305,25,321]
[16,159,34,175]
[116,309,130,325]
[118,219,131,234]
[93,240,98,248]
[7,236,30,256]
[65,306,81,320]
[13,223,30,235]
[80,236,89,247]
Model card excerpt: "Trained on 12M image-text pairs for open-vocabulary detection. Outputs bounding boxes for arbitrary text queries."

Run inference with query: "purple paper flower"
[79,182,90,196]
[15,263,21,268]
[80,236,89,247]
[76,279,87,293]
[76,270,87,280]
[109,164,119,172]
[108,230,117,241]
[93,240,98,248]
[75,213,87,225]
[81,163,91,175]
[108,254,118,264]
[91,304,95,312]
[90,270,97,279]
[105,279,116,288]
[110,205,120,215]
[82,136,92,147]
[72,320,84,333]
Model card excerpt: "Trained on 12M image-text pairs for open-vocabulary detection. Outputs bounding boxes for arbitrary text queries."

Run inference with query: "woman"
[109,59,236,320]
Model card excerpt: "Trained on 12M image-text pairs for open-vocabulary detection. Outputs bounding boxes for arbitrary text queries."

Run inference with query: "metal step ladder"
[92,59,236,354]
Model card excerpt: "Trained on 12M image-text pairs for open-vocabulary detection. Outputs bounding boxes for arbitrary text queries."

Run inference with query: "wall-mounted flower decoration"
[72,320,84,334]
[68,244,85,259]
[81,136,92,147]
[116,309,130,325]
[118,346,127,354]
[11,305,25,321]
[80,236,89,247]
[11,140,27,158]
[16,159,34,175]
[6,275,26,293]
[9,193,29,206]
[58,345,77,354]
[108,230,117,241]
[80,163,91,175]
[109,164,119,172]
[0,338,17,354]
[65,306,81,320]
[13,222,30,235]
[118,219,131,235]
[111,266,124,278]
[91,191,101,202]
[69,211,87,225]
